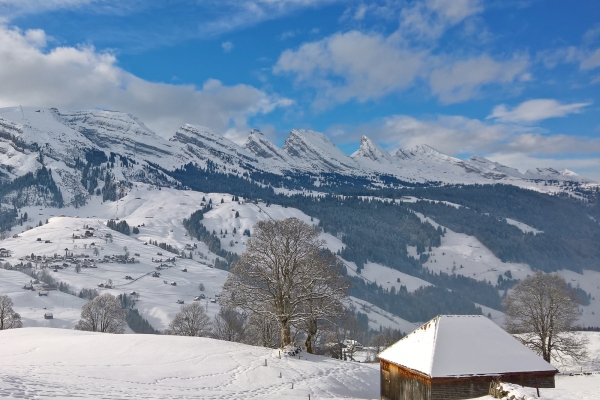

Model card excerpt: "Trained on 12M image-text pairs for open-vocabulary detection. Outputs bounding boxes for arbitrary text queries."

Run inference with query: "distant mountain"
[0,106,595,209]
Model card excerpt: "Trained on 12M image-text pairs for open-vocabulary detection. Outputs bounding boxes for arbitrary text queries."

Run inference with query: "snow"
[0,269,86,329]
[475,303,506,327]
[348,296,421,334]
[0,185,348,332]
[0,106,593,217]
[505,218,543,235]
[346,261,432,293]
[378,315,438,375]
[0,327,380,399]
[409,212,533,283]
[379,315,556,378]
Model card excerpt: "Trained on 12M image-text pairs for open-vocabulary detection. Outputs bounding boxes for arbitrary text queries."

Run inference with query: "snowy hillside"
[0,328,599,399]
[0,327,380,399]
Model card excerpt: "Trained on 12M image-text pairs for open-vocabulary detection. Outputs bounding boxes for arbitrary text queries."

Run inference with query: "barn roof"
[378,315,557,378]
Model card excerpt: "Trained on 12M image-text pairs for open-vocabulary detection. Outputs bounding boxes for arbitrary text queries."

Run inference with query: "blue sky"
[0,0,599,179]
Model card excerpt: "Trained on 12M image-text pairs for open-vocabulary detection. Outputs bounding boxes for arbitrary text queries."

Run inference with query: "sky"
[0,0,599,180]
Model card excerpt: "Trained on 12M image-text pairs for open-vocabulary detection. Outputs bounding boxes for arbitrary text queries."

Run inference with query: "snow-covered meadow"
[0,327,380,399]
[0,329,599,399]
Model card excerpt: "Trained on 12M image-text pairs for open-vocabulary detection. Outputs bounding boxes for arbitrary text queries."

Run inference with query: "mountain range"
[0,106,594,208]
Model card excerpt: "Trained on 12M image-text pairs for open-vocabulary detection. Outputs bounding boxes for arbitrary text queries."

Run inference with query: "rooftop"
[378,315,557,378]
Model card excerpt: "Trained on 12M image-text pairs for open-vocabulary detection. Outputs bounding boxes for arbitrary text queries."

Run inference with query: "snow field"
[346,261,432,294]
[0,327,380,400]
[348,296,421,334]
[0,269,87,329]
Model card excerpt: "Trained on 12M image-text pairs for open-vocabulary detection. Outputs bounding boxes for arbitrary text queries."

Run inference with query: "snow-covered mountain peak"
[524,167,595,183]
[468,156,524,179]
[282,129,359,172]
[55,109,174,159]
[351,136,395,164]
[244,129,288,163]
[395,144,449,161]
[171,124,258,169]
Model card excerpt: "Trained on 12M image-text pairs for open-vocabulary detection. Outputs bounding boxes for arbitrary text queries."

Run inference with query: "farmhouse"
[378,315,557,400]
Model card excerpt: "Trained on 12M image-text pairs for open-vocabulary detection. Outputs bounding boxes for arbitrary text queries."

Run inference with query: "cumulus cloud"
[537,26,600,72]
[0,24,290,139]
[274,30,426,107]
[275,0,529,106]
[429,55,529,104]
[487,99,591,123]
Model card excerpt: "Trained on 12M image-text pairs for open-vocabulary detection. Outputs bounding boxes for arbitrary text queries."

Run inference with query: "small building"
[44,313,53,319]
[378,315,557,400]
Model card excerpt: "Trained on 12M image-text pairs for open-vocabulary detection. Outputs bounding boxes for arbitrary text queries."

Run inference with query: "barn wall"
[380,360,431,400]
[430,372,555,400]
[380,361,556,400]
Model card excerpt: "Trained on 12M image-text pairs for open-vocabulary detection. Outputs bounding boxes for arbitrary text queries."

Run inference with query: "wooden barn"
[378,315,557,400]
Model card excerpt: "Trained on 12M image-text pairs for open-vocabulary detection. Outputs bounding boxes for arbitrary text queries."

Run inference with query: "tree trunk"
[305,333,313,354]
[281,324,291,347]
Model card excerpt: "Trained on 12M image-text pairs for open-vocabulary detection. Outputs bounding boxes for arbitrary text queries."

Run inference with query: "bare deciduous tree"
[221,218,348,348]
[166,302,212,337]
[243,312,281,348]
[0,295,22,330]
[75,293,127,333]
[504,271,587,362]
[213,309,245,342]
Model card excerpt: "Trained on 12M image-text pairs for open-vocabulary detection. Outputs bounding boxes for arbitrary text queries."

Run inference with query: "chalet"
[378,315,557,400]
[0,248,9,257]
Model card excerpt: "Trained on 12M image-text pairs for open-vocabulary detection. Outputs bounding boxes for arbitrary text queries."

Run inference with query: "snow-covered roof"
[378,315,557,378]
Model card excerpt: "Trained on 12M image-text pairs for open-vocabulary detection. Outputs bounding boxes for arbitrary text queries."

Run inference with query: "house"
[378,315,557,400]
[44,313,53,319]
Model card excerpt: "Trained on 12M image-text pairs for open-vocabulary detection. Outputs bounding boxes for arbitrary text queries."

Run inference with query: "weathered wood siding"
[430,372,555,400]
[380,360,431,400]
[381,360,556,400]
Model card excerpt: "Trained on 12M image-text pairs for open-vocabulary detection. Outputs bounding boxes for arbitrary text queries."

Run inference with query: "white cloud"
[197,0,342,37]
[398,0,483,41]
[0,24,290,138]
[275,0,529,105]
[487,99,592,123]
[0,0,147,19]
[429,55,529,104]
[583,24,600,44]
[274,30,426,107]
[580,48,600,70]
[221,41,234,53]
